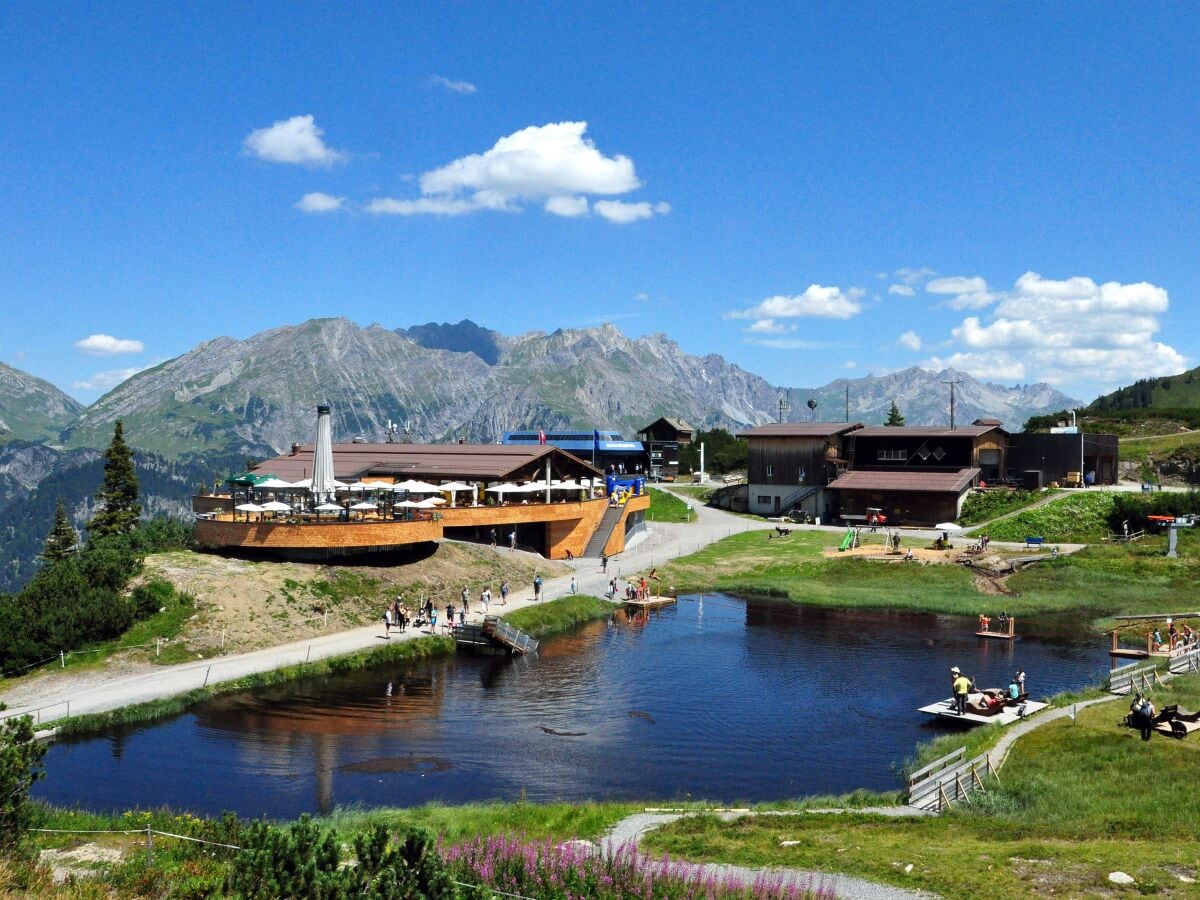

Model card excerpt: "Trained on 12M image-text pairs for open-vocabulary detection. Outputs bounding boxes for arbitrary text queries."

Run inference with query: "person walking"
[570,575,577,595]
[602,554,609,574]
[1016,667,1026,696]
[461,586,470,615]
[383,605,392,638]
[533,574,544,601]
[500,580,509,605]
[489,527,497,548]
[608,577,617,598]
[480,585,491,612]
[508,530,517,552]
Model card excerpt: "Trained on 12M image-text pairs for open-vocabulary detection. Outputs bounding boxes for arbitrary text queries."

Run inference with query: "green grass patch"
[958,489,1054,526]
[967,491,1116,542]
[645,672,1200,898]
[501,595,613,637]
[51,636,455,739]
[645,487,694,523]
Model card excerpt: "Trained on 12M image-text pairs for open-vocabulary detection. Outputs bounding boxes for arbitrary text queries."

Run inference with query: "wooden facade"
[739,423,861,517]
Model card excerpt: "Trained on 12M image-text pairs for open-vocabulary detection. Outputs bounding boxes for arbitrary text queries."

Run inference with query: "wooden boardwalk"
[918,697,1048,726]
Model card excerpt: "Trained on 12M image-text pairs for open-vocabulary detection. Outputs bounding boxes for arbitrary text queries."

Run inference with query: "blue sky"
[2,3,1197,405]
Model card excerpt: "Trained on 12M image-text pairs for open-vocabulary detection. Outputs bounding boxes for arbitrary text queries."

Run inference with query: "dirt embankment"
[142,541,570,656]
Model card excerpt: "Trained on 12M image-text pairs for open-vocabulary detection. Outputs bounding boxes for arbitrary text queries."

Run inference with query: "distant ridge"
[57,319,1079,458]
[0,360,84,445]
[1089,365,1200,412]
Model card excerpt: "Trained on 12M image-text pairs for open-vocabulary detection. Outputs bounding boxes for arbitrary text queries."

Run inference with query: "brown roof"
[827,467,981,493]
[973,418,1004,427]
[252,442,602,482]
[851,425,1004,438]
[739,422,863,439]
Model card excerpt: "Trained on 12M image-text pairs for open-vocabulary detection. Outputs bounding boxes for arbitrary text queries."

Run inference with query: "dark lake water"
[36,595,1109,818]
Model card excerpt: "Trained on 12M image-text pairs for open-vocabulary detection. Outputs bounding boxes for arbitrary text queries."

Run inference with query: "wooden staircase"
[582,504,625,558]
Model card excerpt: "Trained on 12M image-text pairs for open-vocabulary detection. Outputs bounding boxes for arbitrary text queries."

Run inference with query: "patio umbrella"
[261,500,292,512]
[257,477,297,490]
[437,481,474,492]
[348,480,392,491]
[290,477,349,490]
[485,482,520,495]
[349,501,378,511]
[552,479,584,491]
[414,497,444,509]
[393,478,441,493]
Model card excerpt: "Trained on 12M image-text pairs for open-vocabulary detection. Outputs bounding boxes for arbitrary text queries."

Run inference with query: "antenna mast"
[941,379,964,430]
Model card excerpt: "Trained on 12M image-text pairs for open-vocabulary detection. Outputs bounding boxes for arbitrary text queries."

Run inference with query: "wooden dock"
[454,616,538,655]
[919,696,1048,726]
[624,596,677,610]
[975,614,1016,640]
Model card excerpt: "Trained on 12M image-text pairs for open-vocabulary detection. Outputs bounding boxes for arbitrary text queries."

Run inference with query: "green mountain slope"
[1090,365,1200,411]
[0,361,84,444]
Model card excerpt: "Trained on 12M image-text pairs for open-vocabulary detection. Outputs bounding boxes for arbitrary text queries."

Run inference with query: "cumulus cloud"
[429,74,477,94]
[545,195,589,217]
[71,366,148,391]
[926,271,1187,388]
[368,121,668,222]
[888,284,916,297]
[294,192,344,213]
[728,286,864,328]
[925,275,997,310]
[75,334,144,356]
[898,330,922,351]
[243,115,345,166]
[895,267,937,285]
[844,360,858,369]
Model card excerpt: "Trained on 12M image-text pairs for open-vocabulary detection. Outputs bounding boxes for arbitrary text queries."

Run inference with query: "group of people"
[950,665,1026,715]
[1152,619,1199,654]
[383,580,512,637]
[977,610,1010,633]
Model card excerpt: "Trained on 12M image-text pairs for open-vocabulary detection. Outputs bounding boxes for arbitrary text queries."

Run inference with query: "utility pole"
[844,385,850,422]
[941,379,963,430]
[777,394,791,423]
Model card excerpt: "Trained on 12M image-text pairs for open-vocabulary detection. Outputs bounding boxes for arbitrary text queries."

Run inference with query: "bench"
[1024,536,1044,549]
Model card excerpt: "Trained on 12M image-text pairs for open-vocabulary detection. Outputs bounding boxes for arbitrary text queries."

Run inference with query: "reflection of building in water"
[194,668,447,812]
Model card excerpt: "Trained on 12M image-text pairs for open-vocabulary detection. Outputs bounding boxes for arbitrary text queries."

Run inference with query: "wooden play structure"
[976,613,1016,640]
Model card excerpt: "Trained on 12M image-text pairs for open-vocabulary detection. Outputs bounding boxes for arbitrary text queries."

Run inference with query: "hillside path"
[0,489,773,728]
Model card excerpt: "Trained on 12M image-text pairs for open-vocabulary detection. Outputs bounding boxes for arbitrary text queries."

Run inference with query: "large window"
[765,465,774,476]
[877,449,906,461]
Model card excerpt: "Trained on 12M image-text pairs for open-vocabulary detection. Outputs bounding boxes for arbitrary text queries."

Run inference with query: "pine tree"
[40,499,78,563]
[885,400,906,427]
[88,420,141,537]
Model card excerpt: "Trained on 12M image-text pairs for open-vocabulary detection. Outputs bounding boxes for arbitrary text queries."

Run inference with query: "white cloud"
[635,292,650,302]
[429,74,477,94]
[747,318,788,334]
[294,192,344,213]
[744,337,835,350]
[75,334,144,356]
[368,121,667,222]
[898,330,922,351]
[926,275,988,295]
[927,271,1187,388]
[844,360,858,369]
[243,115,345,166]
[895,267,937,285]
[594,199,668,223]
[888,284,915,297]
[71,366,148,391]
[545,195,589,217]
[728,285,864,326]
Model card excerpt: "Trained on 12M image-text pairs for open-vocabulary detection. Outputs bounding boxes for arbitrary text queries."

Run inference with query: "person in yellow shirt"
[951,666,972,715]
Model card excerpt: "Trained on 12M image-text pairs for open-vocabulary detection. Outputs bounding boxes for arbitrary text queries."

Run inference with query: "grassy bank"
[655,528,1200,621]
[645,487,694,522]
[645,671,1200,898]
[51,636,455,738]
[501,595,613,637]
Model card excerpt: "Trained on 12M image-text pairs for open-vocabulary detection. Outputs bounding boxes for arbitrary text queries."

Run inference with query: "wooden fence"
[907,746,1000,812]
[1169,647,1200,676]
[1108,661,1161,696]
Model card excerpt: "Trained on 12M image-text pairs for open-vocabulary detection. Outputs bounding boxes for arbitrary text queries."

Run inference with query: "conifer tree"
[88,420,141,537]
[40,499,78,563]
[885,400,906,427]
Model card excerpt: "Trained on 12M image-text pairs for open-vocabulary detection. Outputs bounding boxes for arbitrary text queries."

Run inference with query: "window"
[757,495,771,505]
[877,449,906,461]
[765,465,774,476]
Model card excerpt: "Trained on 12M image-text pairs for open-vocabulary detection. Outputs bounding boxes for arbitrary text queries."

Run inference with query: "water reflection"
[36,595,1108,818]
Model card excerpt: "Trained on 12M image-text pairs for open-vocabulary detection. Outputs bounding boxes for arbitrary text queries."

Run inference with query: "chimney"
[290,443,300,456]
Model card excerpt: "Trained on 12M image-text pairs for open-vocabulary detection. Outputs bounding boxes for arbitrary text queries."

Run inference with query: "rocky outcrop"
[0,361,84,444]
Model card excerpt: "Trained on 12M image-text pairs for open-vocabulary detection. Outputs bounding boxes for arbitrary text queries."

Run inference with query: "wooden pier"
[454,616,538,656]
[624,595,677,610]
[976,614,1016,640]
[919,696,1048,726]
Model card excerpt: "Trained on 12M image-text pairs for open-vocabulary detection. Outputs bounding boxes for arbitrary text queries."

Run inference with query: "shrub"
[0,710,47,851]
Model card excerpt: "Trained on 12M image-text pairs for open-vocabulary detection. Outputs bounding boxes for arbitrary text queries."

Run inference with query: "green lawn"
[501,595,613,637]
[645,672,1200,898]
[653,527,1200,621]
[645,486,694,522]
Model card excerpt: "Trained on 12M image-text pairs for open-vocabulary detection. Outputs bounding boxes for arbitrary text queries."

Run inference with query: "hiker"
[570,576,577,595]
[500,580,509,605]
[533,574,544,601]
[508,530,517,552]
[602,554,609,573]
[461,586,470,615]
[480,585,491,612]
[1130,693,1156,741]
[383,605,392,638]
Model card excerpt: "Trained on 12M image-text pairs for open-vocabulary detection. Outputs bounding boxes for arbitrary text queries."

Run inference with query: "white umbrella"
[315,502,343,512]
[349,501,378,511]
[935,522,963,531]
[290,477,349,490]
[485,482,520,494]
[349,480,392,491]
[394,478,441,493]
[552,479,584,491]
[415,497,443,508]
[235,503,266,513]
[257,477,296,490]
[394,499,423,508]
[438,481,474,492]
[515,481,551,493]
[261,500,292,512]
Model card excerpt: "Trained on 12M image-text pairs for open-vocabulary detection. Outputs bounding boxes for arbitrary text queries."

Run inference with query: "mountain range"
[5,318,1081,459]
